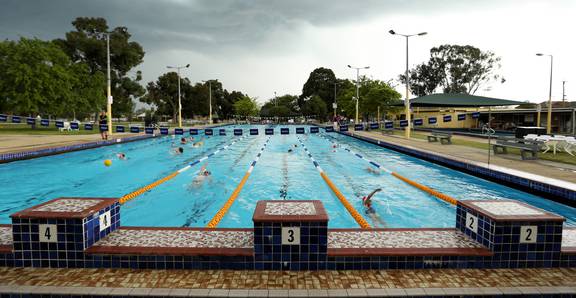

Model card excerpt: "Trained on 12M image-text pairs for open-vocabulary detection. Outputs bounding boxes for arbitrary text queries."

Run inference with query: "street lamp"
[389,29,427,138]
[202,80,214,124]
[536,53,553,134]
[166,64,190,128]
[105,33,113,136]
[332,82,340,120]
[347,65,370,124]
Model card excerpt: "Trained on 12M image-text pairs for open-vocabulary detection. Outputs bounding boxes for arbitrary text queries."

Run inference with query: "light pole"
[347,65,370,123]
[167,64,190,128]
[332,82,339,120]
[389,29,427,138]
[536,53,553,134]
[202,80,214,124]
[106,33,113,136]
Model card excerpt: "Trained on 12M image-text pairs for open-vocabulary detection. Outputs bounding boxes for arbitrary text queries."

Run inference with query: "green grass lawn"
[380,129,576,166]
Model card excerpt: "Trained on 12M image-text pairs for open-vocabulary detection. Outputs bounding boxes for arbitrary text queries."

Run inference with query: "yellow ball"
[104,159,112,167]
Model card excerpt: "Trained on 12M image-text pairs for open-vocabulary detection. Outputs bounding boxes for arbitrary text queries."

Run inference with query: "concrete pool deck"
[352,130,576,185]
[0,133,143,154]
[0,267,575,296]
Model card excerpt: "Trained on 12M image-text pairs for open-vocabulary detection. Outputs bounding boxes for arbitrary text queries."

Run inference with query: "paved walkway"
[0,267,574,296]
[354,131,576,184]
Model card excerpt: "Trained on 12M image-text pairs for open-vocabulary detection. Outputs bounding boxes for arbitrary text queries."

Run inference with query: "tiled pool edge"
[340,131,576,203]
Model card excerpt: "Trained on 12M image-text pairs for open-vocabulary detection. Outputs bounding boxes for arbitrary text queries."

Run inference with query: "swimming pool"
[1,124,575,228]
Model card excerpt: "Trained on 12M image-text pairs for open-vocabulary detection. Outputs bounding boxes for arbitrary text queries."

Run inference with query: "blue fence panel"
[0,114,6,122]
[219,129,226,136]
[84,123,93,130]
[339,125,348,132]
[160,127,169,135]
[70,122,79,130]
[175,128,184,135]
[457,114,466,121]
[11,116,21,123]
[413,118,423,126]
[265,128,274,135]
[369,123,379,129]
[145,127,154,134]
[189,129,198,135]
[41,119,49,126]
[428,117,437,124]
[310,127,319,133]
[384,121,394,129]
[280,128,289,135]
[443,115,452,122]
[399,120,409,127]
[250,128,259,135]
[26,118,35,125]
[205,128,213,136]
[234,129,243,136]
[325,126,334,132]
[296,127,305,134]
[115,125,125,133]
[130,126,140,133]
[472,112,480,119]
[55,121,64,128]
[99,124,108,131]
[354,124,364,131]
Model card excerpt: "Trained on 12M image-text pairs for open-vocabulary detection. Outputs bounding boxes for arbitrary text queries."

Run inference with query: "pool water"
[1,125,575,228]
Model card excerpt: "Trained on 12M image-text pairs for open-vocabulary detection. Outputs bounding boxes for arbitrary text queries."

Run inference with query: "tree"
[336,77,401,120]
[55,17,145,117]
[141,72,193,122]
[301,95,327,119]
[0,38,105,117]
[233,96,259,117]
[400,44,504,96]
[300,67,337,108]
[260,94,299,117]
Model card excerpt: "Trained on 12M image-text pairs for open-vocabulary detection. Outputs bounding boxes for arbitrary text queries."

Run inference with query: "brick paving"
[0,267,575,289]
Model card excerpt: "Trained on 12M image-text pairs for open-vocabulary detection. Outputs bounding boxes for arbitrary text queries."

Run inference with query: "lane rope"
[319,133,458,206]
[297,137,371,229]
[119,135,248,204]
[206,137,271,228]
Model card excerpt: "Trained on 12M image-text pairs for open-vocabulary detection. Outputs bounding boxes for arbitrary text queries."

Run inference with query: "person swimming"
[192,137,205,148]
[191,163,211,187]
[172,147,184,155]
[180,137,187,145]
[116,153,127,160]
[366,167,381,175]
[361,188,386,227]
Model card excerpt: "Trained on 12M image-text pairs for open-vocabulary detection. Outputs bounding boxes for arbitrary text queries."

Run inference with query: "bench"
[493,138,542,160]
[427,131,452,145]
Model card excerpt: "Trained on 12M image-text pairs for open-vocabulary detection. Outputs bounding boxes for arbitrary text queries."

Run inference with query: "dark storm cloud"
[0,0,505,53]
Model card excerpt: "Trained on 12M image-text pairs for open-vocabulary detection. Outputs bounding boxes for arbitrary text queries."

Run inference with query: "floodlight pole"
[106,33,113,136]
[536,53,553,134]
[167,64,190,128]
[389,30,427,139]
[347,65,369,124]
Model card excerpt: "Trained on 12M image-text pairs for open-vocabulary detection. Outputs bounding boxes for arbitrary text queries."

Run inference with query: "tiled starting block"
[457,200,564,268]
[253,200,328,270]
[10,198,119,267]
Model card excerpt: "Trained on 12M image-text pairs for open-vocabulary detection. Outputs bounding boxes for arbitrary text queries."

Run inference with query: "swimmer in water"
[191,163,211,187]
[361,188,386,227]
[172,147,184,155]
[288,148,293,153]
[366,167,381,175]
[116,153,127,160]
[192,137,205,148]
[180,137,187,145]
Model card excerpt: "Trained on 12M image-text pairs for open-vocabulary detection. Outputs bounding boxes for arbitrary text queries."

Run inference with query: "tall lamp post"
[536,53,553,134]
[389,29,427,139]
[167,64,190,128]
[105,33,113,136]
[202,80,214,124]
[347,65,370,124]
[332,82,340,120]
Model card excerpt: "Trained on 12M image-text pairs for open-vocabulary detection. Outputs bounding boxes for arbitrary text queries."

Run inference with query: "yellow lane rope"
[206,137,271,228]
[297,137,371,229]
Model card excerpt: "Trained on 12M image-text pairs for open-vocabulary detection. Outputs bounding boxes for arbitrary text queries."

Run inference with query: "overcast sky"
[1,0,574,104]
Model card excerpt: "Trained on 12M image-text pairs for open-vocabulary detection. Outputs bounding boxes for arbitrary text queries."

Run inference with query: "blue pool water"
[1,125,575,228]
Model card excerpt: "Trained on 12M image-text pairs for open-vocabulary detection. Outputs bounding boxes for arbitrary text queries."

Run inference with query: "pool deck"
[0,267,574,296]
[0,133,142,154]
[351,130,576,185]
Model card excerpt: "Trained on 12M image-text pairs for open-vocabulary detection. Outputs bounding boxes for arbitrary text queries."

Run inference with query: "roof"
[395,93,524,107]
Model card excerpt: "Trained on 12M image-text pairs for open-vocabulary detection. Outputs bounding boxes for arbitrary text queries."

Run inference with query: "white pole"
[209,80,212,124]
[106,33,113,136]
[177,67,182,128]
